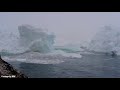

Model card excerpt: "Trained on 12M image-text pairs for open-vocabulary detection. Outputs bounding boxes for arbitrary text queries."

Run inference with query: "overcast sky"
[0,12,120,45]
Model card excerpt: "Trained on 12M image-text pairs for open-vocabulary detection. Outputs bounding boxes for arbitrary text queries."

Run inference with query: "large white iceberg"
[88,25,120,55]
[0,25,55,55]
[18,25,55,53]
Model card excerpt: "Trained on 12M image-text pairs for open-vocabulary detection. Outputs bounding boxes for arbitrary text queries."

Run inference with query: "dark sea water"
[8,54,120,78]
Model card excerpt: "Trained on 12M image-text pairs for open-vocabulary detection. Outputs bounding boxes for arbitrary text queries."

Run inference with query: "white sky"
[0,12,120,45]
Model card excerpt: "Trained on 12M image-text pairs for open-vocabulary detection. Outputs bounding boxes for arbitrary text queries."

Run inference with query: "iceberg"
[88,25,120,55]
[0,25,55,55]
[18,25,55,53]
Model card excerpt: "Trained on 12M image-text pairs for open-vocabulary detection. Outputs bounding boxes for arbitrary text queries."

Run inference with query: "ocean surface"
[5,53,120,78]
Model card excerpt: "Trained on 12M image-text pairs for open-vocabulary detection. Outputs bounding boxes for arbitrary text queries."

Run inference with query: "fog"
[0,12,120,45]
